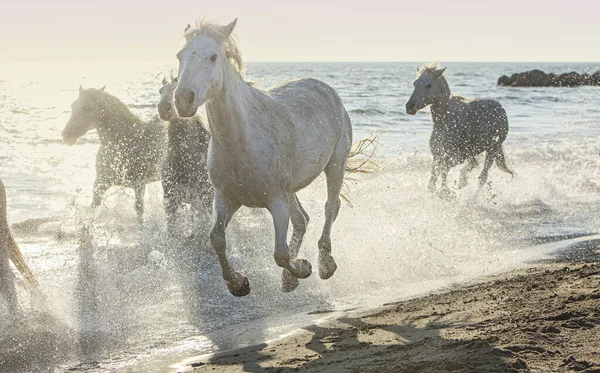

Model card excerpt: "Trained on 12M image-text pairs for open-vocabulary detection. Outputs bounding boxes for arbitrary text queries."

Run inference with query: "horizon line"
[1,60,600,64]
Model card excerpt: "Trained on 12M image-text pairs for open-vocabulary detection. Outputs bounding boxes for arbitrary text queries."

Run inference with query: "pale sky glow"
[0,0,598,62]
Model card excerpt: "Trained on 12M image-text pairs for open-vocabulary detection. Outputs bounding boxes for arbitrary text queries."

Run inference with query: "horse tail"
[7,234,39,287]
[495,148,515,180]
[0,180,39,288]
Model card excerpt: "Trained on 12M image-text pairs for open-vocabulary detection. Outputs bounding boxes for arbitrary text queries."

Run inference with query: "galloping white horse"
[174,19,353,296]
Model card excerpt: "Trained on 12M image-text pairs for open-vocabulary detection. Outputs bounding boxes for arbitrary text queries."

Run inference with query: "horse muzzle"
[158,102,174,121]
[174,88,199,118]
[405,102,418,115]
[61,131,78,146]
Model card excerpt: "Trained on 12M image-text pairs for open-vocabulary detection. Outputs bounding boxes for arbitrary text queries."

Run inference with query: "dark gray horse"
[158,77,212,233]
[62,86,167,218]
[406,63,513,195]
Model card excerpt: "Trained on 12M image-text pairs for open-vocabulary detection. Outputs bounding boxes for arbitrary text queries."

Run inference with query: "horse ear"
[184,24,191,33]
[79,85,83,93]
[162,77,168,85]
[223,18,238,38]
[435,67,447,78]
[98,86,106,94]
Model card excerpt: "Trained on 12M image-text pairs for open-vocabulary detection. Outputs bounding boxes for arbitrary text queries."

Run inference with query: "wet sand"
[175,254,600,372]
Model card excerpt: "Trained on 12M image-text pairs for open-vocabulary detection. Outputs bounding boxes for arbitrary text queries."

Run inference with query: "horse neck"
[206,64,256,151]
[429,78,453,128]
[96,97,142,145]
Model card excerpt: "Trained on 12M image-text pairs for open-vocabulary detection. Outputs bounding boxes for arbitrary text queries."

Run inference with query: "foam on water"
[0,62,599,371]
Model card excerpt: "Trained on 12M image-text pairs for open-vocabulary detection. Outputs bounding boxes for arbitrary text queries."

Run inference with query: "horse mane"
[184,18,244,77]
[417,62,443,77]
[98,92,142,126]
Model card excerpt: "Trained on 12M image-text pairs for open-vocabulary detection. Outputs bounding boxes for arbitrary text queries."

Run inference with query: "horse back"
[267,78,352,190]
[431,98,508,165]
[96,119,166,187]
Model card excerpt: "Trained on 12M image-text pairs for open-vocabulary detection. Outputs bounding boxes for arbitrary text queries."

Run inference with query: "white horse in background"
[174,19,353,296]
[62,87,167,218]
[406,63,513,196]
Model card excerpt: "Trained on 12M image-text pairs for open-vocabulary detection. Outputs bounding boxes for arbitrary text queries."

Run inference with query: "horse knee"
[478,172,488,186]
[209,227,226,252]
[302,212,310,226]
[135,202,144,217]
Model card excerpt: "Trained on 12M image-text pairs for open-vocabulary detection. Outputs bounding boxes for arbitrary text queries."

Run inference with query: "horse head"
[158,76,178,121]
[406,64,448,115]
[174,18,239,117]
[61,86,106,146]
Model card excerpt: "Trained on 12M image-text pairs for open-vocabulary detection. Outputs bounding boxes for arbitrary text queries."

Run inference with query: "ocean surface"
[0,61,599,372]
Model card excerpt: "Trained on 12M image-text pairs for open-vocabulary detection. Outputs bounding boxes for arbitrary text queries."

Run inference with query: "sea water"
[0,62,599,372]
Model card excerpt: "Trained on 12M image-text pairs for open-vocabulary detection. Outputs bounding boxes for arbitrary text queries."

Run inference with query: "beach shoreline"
[172,252,600,373]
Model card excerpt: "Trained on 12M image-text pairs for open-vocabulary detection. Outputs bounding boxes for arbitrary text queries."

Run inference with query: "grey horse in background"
[158,77,212,234]
[62,86,167,218]
[406,63,513,195]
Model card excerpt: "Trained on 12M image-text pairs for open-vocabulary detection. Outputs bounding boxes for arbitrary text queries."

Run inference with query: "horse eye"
[425,84,432,88]
[210,54,218,63]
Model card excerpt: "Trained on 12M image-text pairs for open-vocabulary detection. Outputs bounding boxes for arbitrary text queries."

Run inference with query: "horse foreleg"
[436,161,455,200]
[91,179,110,208]
[133,184,145,219]
[428,163,438,193]
[478,151,496,187]
[269,195,312,283]
[459,157,479,189]
[281,194,310,292]
[163,192,179,236]
[209,194,247,296]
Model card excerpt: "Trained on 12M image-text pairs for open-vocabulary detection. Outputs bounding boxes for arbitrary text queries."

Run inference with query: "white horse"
[174,19,353,296]
[406,63,513,195]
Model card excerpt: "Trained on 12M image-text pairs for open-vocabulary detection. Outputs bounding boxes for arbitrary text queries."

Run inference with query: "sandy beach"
[174,248,600,373]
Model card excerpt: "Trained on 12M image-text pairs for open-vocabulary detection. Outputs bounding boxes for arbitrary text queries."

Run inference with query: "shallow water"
[0,62,599,372]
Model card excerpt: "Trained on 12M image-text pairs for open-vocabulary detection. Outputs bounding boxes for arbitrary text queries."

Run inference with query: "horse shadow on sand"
[197,313,530,373]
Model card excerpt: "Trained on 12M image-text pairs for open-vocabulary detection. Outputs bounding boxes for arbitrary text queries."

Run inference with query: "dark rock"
[498,70,600,87]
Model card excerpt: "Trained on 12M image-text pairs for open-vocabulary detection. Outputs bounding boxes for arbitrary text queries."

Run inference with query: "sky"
[0,0,599,62]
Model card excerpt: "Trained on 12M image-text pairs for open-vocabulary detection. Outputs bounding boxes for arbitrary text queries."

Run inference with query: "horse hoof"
[319,254,337,280]
[281,269,299,293]
[226,273,250,297]
[437,188,456,201]
[289,259,312,279]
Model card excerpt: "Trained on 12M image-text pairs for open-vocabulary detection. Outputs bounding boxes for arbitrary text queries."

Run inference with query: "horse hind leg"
[478,150,496,187]
[281,194,310,293]
[495,147,514,179]
[318,148,349,280]
[133,184,145,220]
[458,157,479,189]
[210,194,248,296]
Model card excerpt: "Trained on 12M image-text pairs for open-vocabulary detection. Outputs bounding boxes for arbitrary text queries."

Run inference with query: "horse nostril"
[184,91,195,108]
